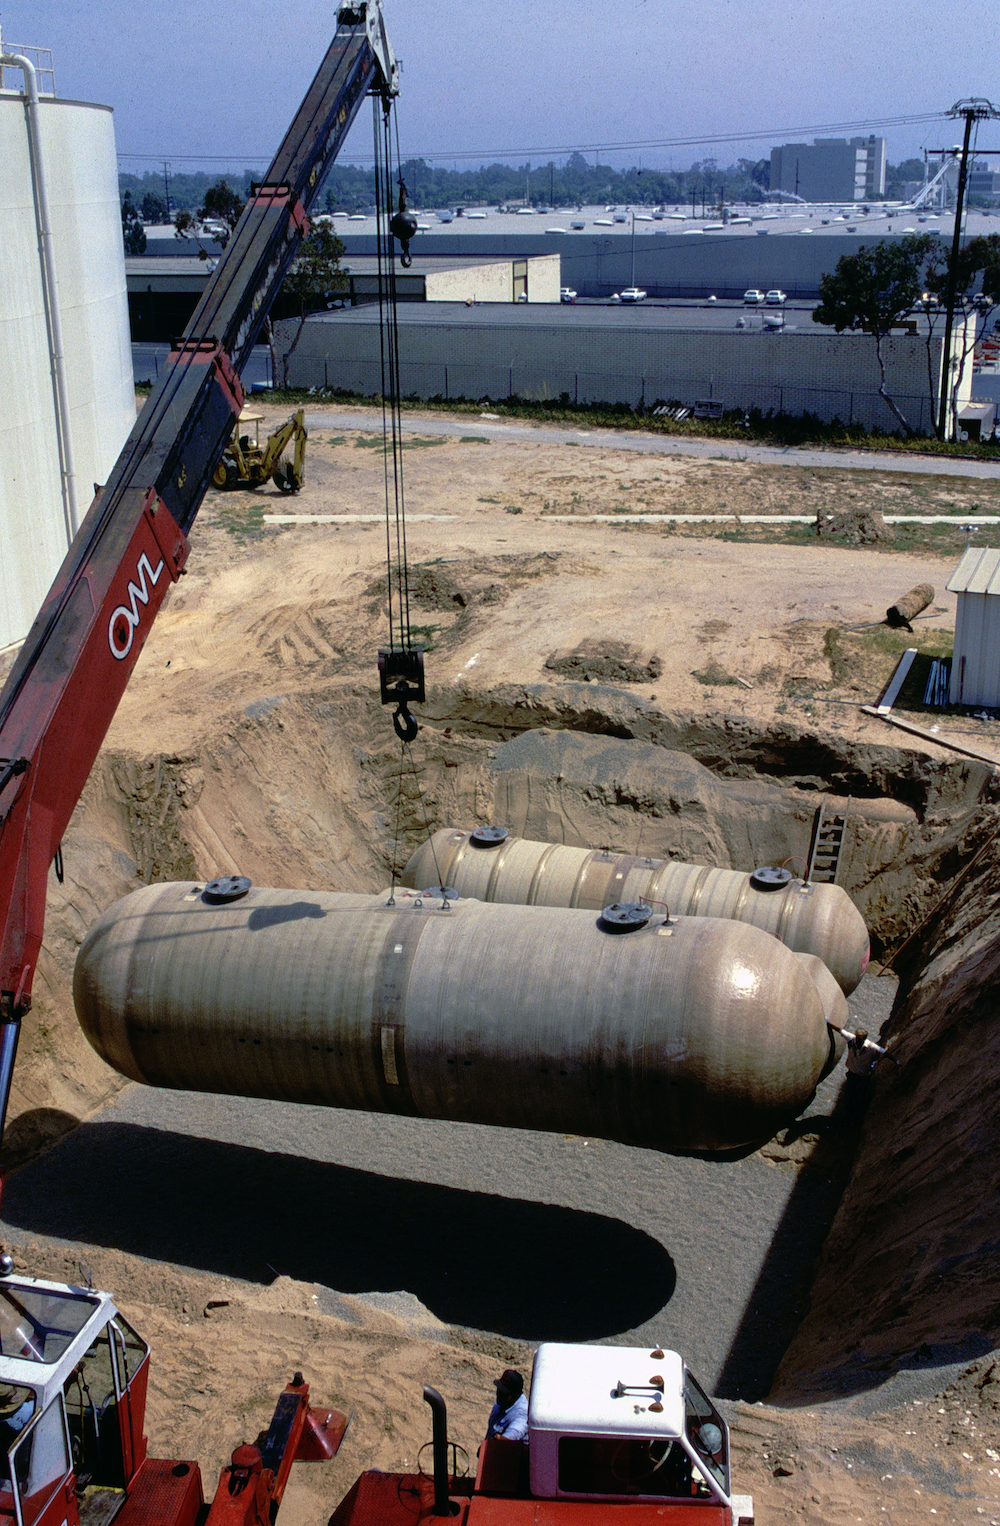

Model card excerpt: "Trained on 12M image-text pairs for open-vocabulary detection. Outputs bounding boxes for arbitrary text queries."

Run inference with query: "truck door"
[7,1396,74,1526]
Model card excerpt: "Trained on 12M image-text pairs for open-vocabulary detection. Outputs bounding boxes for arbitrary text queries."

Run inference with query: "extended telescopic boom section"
[0,4,398,1129]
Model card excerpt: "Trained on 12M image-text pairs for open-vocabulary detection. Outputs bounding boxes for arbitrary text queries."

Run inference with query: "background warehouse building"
[769,137,887,203]
[277,302,968,437]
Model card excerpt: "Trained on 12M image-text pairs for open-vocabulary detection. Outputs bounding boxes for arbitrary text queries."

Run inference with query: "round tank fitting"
[599,902,653,932]
[202,876,252,903]
[749,866,793,891]
[470,826,508,848]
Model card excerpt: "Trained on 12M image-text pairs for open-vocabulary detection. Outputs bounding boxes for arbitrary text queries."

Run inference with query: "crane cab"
[0,1275,151,1526]
[524,1343,748,1519]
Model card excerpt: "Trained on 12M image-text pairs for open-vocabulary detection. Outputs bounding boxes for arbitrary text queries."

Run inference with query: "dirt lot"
[5,402,1000,1526]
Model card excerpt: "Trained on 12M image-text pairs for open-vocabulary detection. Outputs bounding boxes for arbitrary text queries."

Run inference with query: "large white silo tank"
[0,90,135,655]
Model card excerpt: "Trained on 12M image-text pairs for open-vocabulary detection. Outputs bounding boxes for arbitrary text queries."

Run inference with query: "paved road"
[1,975,894,1402]
[303,409,1000,480]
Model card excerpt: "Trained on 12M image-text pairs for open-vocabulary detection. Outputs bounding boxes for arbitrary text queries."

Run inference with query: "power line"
[116,109,953,170]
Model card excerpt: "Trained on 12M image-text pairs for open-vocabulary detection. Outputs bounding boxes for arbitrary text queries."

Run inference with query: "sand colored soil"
[3,403,1000,1526]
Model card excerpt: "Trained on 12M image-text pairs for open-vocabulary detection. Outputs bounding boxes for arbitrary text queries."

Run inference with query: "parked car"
[743,288,765,305]
[619,286,647,303]
[560,287,577,303]
[765,289,787,306]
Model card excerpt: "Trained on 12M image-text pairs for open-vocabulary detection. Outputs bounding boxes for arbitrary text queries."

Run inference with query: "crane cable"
[372,95,422,744]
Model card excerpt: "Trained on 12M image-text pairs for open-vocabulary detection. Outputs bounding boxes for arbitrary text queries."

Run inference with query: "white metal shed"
[947,547,1000,706]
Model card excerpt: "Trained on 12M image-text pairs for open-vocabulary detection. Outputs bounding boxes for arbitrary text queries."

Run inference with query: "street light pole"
[937,98,1000,440]
[631,210,636,288]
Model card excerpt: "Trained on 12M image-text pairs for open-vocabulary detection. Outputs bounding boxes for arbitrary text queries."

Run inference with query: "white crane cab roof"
[527,1342,742,1515]
[529,1343,686,1438]
[0,1276,117,1405]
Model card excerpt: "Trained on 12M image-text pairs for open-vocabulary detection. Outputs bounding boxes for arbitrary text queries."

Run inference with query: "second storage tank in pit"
[402,828,870,995]
[74,881,846,1155]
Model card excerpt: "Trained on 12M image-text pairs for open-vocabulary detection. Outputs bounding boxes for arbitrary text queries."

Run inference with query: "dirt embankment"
[773,815,1000,1406]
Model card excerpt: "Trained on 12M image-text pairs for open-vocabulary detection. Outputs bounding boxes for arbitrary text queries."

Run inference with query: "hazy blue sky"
[4,0,999,176]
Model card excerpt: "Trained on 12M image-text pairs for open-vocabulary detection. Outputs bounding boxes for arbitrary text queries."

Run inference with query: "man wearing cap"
[486,1369,528,1442]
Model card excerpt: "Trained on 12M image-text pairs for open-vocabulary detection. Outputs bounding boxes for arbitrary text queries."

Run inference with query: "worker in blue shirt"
[486,1369,528,1442]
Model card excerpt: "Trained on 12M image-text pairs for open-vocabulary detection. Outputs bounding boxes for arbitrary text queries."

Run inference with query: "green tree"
[140,191,167,223]
[275,221,348,387]
[121,192,146,255]
[174,178,245,255]
[813,234,936,434]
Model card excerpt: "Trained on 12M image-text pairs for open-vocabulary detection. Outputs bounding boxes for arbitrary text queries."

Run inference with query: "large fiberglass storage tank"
[74,880,847,1155]
[403,828,871,994]
[0,43,135,657]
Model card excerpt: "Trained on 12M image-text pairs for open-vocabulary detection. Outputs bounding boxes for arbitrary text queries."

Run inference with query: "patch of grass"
[822,624,954,703]
[459,435,489,443]
[353,433,445,450]
[505,505,523,514]
[326,435,347,446]
[478,495,502,503]
[692,659,740,687]
[407,624,441,652]
[215,500,269,540]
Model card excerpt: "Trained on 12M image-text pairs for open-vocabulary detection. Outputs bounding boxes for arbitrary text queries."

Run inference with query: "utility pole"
[937,98,1000,439]
[163,161,171,219]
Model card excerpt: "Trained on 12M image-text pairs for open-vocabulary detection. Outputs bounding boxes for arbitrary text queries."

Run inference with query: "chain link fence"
[290,354,937,435]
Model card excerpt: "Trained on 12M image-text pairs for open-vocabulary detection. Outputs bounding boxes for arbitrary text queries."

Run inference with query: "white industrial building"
[947,548,1000,707]
[0,43,135,657]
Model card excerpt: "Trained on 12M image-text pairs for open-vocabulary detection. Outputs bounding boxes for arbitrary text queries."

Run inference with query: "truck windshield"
[0,1287,99,1364]
[683,1371,730,1496]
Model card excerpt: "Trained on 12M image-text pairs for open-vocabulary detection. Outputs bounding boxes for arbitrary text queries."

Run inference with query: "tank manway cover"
[750,866,793,891]
[470,825,508,847]
[599,901,653,932]
[202,876,253,903]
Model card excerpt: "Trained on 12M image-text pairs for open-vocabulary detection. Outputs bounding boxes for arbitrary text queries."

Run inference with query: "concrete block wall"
[279,308,948,434]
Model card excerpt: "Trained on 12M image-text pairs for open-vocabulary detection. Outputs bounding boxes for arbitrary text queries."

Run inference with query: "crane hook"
[392,703,419,743]
[390,180,418,269]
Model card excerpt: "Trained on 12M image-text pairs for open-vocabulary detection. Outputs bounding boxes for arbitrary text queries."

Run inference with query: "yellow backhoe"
[213,406,307,493]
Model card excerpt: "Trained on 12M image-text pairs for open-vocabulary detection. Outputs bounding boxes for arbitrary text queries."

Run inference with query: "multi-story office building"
[769,136,887,202]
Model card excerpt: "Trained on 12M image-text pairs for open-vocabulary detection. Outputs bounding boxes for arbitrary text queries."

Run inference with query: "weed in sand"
[692,659,740,687]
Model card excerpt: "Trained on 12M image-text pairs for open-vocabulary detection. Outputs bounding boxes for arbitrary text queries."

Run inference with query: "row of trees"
[814,233,1000,437]
[121,152,935,222]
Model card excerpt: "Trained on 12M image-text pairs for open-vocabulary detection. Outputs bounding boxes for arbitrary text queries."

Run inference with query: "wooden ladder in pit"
[806,797,850,885]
